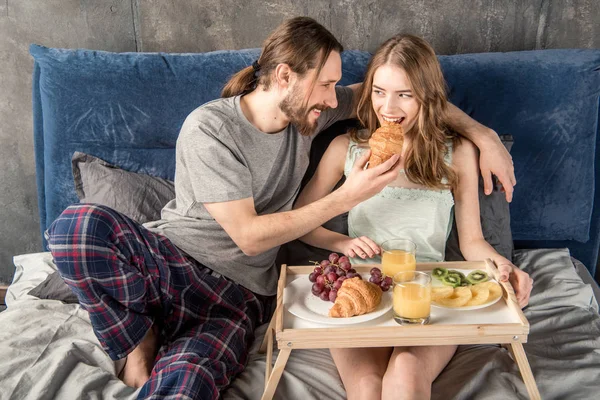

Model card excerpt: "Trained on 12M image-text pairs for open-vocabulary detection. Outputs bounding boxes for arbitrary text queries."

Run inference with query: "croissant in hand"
[368,122,404,168]
[329,277,383,318]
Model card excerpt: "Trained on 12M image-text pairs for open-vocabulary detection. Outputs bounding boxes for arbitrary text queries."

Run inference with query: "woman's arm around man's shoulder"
[452,139,533,307]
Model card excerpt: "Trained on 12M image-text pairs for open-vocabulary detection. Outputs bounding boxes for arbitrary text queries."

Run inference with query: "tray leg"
[508,343,541,400]
[261,347,292,400]
[259,313,276,354]
[264,325,274,389]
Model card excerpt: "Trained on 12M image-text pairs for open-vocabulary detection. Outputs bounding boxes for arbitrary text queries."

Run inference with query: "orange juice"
[382,249,417,278]
[393,282,431,319]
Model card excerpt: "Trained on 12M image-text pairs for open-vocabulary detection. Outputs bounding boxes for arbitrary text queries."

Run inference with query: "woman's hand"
[338,236,381,259]
[479,132,516,202]
[497,263,533,308]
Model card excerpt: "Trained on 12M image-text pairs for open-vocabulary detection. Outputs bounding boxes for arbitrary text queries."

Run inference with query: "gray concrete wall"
[0,0,598,284]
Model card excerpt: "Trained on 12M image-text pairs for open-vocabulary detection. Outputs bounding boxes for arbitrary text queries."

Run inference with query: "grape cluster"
[368,267,393,292]
[308,252,360,302]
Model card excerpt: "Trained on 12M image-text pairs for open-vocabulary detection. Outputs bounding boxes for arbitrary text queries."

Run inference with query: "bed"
[0,45,599,399]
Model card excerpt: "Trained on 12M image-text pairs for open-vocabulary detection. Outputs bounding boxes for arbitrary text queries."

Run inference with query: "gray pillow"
[33,153,177,304]
[444,176,513,261]
[72,152,175,224]
[28,271,79,304]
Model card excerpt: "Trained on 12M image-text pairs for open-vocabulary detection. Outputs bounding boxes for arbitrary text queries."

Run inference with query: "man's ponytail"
[221,66,257,97]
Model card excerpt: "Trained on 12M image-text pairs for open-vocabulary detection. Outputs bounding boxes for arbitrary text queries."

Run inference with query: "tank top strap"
[444,139,454,165]
[344,136,369,177]
[441,139,454,185]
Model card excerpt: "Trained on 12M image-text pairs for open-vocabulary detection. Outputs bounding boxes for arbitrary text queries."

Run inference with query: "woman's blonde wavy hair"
[351,34,458,189]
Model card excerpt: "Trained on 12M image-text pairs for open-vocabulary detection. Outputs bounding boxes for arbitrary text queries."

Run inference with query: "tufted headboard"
[30,45,600,278]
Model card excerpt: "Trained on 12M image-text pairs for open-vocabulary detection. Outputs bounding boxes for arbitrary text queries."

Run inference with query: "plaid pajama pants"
[46,204,268,400]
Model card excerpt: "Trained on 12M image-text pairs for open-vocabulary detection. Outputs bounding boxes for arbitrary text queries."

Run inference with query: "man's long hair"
[221,17,343,98]
[351,34,458,189]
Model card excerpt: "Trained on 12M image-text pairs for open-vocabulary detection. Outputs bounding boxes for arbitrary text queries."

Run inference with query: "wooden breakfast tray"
[259,260,541,400]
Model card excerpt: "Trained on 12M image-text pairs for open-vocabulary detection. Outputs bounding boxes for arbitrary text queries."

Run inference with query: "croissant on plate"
[329,277,383,318]
[368,122,404,168]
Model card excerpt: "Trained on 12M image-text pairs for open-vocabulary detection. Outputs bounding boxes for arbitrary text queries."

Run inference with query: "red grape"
[380,281,391,292]
[346,272,360,279]
[308,272,318,282]
[329,253,340,264]
[320,260,331,268]
[312,282,324,295]
[316,274,326,285]
[339,261,351,271]
[326,272,338,283]
[313,266,323,275]
[323,265,335,275]
[319,291,329,301]
[347,268,357,274]
[383,276,393,286]
[369,275,382,285]
[329,289,338,302]
[370,267,382,277]
[333,279,344,290]
[336,267,346,276]
[338,256,349,264]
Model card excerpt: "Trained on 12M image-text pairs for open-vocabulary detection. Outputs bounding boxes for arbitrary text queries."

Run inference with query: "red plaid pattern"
[46,204,267,399]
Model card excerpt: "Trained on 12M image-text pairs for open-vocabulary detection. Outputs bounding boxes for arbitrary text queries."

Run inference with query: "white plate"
[284,274,393,325]
[430,269,503,311]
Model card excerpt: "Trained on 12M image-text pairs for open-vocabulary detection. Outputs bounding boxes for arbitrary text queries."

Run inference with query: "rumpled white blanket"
[0,249,598,399]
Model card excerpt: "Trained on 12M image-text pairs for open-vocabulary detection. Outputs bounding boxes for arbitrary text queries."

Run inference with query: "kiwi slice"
[441,275,461,288]
[432,267,448,279]
[467,270,489,284]
[448,270,466,282]
[444,271,464,287]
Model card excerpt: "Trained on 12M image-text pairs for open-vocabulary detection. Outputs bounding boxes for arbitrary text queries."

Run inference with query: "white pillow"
[6,252,57,305]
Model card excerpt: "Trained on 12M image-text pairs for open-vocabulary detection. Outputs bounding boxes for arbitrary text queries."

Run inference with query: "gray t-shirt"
[144,86,353,295]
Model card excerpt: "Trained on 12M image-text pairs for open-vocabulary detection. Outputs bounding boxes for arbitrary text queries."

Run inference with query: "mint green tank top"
[344,137,454,264]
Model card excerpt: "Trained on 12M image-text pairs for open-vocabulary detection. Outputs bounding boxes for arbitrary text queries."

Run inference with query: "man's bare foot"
[119,325,160,388]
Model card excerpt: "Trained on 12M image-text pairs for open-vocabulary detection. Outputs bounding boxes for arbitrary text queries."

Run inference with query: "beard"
[279,84,328,136]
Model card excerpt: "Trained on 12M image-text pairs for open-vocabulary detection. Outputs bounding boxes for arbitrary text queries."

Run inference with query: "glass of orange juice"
[393,271,431,325]
[381,239,417,278]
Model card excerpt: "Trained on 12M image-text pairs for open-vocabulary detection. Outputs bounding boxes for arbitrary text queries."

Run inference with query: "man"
[47,17,515,399]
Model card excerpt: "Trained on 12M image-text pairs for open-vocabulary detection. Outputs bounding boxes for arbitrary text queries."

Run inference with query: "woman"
[294,34,533,400]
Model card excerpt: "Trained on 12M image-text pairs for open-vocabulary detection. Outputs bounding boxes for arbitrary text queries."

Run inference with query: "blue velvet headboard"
[30,45,600,278]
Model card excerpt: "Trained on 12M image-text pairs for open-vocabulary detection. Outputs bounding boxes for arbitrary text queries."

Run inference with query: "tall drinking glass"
[381,239,416,278]
[393,270,431,325]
